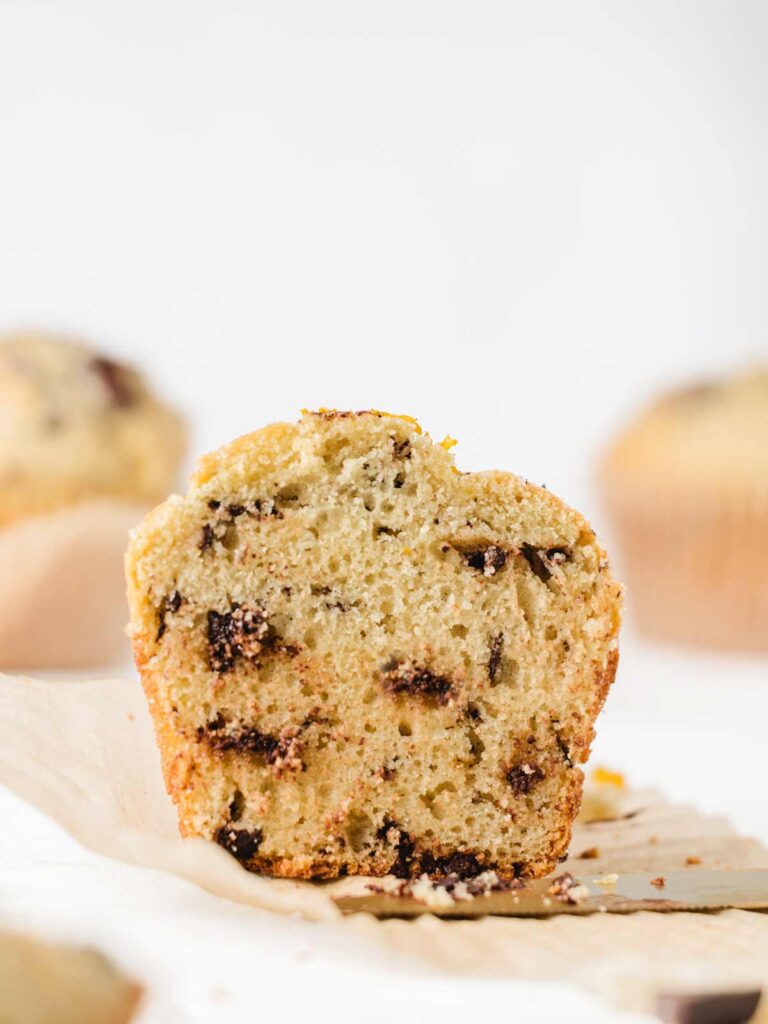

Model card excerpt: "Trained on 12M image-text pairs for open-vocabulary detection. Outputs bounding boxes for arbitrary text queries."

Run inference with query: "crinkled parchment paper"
[2,672,768,1018]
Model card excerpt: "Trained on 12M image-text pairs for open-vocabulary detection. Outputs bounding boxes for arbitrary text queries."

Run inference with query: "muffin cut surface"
[127,412,622,879]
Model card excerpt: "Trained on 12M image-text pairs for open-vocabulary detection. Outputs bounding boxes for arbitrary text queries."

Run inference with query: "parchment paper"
[2,672,768,1018]
[0,502,147,669]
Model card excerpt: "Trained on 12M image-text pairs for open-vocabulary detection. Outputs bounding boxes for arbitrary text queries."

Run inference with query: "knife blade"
[333,870,768,918]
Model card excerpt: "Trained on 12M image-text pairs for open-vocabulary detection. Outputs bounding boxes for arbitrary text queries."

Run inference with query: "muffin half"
[127,411,622,879]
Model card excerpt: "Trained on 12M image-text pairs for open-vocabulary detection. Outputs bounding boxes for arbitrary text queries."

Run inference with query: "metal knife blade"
[333,870,768,918]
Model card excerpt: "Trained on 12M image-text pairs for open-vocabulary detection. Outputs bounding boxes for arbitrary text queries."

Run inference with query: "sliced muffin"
[127,411,622,879]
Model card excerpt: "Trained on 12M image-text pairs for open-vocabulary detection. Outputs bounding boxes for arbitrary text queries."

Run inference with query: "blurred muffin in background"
[0,331,185,668]
[0,331,184,525]
[600,367,768,652]
[0,930,142,1023]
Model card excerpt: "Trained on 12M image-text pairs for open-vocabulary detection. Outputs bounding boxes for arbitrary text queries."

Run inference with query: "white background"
[1,2,767,1022]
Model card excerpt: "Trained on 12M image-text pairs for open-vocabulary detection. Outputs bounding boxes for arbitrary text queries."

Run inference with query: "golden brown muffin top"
[0,330,185,526]
[601,366,768,498]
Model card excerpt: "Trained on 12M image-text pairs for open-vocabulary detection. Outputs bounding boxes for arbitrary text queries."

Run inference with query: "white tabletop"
[2,627,766,1024]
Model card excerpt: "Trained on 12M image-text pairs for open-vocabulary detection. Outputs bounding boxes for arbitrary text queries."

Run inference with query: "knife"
[333,870,768,918]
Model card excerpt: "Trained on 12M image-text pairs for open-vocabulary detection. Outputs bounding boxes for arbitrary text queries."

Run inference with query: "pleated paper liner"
[602,482,768,652]
[0,501,147,669]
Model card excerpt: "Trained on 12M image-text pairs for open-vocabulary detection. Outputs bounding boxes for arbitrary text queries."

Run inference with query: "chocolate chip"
[506,763,545,796]
[207,604,271,673]
[156,590,183,640]
[227,504,247,517]
[199,524,215,552]
[89,356,136,407]
[380,659,454,705]
[207,499,221,510]
[199,720,306,772]
[214,826,262,863]
[520,543,570,584]
[228,789,245,822]
[461,545,509,576]
[655,990,761,1024]
[488,631,504,684]
[377,819,416,879]
[420,850,486,879]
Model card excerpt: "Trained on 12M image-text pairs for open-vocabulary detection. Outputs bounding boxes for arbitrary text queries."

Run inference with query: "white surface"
[1,2,768,1020]
[1,0,767,520]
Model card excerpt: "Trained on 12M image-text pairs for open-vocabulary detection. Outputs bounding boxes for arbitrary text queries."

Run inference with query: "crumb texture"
[127,411,622,879]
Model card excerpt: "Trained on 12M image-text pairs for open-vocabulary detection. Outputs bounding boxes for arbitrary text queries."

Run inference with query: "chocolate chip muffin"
[600,366,768,651]
[127,411,622,880]
[0,932,142,1024]
[0,331,185,668]
[0,331,184,526]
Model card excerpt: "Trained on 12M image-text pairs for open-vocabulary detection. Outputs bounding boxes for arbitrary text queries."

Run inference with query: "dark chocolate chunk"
[462,545,509,576]
[207,499,221,510]
[156,590,183,640]
[506,763,545,796]
[199,523,215,552]
[655,989,761,1024]
[207,604,271,673]
[380,659,454,705]
[214,825,263,863]
[228,788,245,822]
[227,504,247,518]
[199,720,305,772]
[89,356,136,407]
[377,819,416,879]
[488,631,504,684]
[520,543,570,584]
[420,851,485,879]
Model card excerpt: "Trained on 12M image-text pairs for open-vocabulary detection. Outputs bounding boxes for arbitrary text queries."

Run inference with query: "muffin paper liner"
[0,501,148,669]
[2,672,768,1018]
[602,484,768,652]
